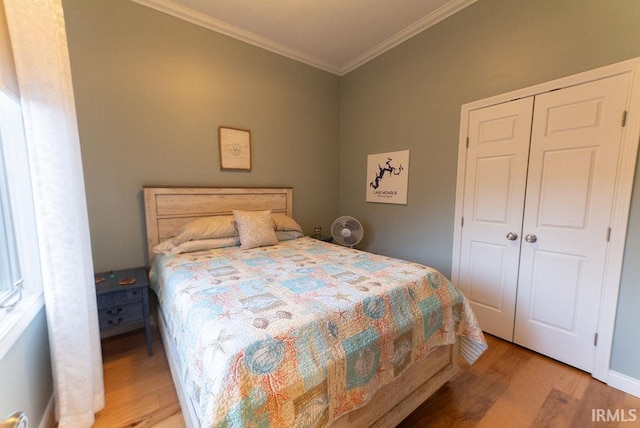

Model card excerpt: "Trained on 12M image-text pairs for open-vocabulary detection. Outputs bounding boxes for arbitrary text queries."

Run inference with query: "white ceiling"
[130,0,477,75]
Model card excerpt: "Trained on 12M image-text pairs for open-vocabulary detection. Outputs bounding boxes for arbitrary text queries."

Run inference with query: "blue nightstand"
[95,267,153,356]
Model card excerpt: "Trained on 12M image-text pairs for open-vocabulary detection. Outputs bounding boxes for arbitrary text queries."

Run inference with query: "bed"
[143,186,486,427]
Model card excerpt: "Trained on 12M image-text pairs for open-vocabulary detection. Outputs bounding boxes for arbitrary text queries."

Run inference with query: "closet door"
[457,98,533,340]
[514,73,631,372]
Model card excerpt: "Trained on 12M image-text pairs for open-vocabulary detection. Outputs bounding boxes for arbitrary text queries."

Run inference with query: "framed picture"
[366,150,410,204]
[219,126,251,170]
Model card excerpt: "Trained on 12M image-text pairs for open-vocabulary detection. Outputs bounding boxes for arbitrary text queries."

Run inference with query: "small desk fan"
[331,216,364,247]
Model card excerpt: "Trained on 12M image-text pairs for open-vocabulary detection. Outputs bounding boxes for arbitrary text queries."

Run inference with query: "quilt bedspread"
[150,237,487,427]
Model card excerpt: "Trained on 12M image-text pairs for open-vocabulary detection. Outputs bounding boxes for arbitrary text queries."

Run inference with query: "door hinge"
[461,217,464,227]
[606,227,612,242]
[466,137,469,148]
[594,333,598,346]
[622,111,628,127]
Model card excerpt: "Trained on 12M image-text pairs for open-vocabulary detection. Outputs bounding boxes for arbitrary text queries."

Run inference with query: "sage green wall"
[62,0,340,272]
[0,308,53,426]
[340,0,640,379]
[613,153,640,379]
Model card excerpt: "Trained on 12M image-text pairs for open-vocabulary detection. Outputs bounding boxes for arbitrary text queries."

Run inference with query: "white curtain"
[3,0,104,426]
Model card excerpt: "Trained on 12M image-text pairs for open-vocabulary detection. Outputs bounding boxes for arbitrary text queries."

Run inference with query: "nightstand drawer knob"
[107,308,122,316]
[108,317,124,326]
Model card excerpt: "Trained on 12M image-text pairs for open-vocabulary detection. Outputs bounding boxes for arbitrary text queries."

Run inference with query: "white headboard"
[143,186,293,260]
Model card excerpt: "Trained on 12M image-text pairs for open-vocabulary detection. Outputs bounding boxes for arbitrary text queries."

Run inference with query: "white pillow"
[233,210,279,250]
[276,230,304,241]
[153,236,240,255]
[174,215,238,245]
[272,213,303,232]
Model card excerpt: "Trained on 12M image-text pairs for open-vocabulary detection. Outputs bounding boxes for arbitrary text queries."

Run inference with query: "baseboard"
[38,395,55,428]
[608,370,640,399]
[39,395,55,428]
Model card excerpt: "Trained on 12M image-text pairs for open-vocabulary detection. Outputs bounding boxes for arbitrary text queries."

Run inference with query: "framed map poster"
[366,150,409,204]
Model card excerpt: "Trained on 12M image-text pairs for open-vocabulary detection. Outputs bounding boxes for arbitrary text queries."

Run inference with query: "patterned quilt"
[150,237,487,427]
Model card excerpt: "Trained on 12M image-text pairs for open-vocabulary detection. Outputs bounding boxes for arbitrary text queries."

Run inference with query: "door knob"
[1,411,28,428]
[525,234,537,243]
[506,232,518,241]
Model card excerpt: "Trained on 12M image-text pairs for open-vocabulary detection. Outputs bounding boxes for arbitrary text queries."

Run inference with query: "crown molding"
[129,0,477,76]
[129,0,341,74]
[339,0,478,75]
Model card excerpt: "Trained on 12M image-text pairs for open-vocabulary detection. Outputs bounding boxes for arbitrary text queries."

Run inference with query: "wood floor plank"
[624,393,640,408]
[476,355,561,427]
[465,334,511,377]
[532,388,579,428]
[95,330,179,428]
[569,380,633,427]
[553,362,591,401]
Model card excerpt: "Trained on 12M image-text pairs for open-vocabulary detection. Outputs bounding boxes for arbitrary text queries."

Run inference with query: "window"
[0,125,22,309]
[0,88,43,359]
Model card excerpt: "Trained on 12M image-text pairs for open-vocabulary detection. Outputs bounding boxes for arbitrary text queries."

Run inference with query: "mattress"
[150,237,486,427]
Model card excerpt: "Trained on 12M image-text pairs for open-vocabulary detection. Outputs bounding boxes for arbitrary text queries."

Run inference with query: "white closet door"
[458,97,533,340]
[514,73,631,372]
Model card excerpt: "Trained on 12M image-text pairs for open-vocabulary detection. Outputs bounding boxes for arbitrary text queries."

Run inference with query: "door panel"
[468,242,507,309]
[474,156,514,223]
[546,97,604,134]
[458,97,533,340]
[528,251,583,332]
[537,147,596,228]
[514,73,630,372]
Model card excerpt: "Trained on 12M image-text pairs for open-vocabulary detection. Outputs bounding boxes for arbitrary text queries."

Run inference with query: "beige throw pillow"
[153,236,240,255]
[272,213,303,232]
[233,209,278,250]
[174,215,238,245]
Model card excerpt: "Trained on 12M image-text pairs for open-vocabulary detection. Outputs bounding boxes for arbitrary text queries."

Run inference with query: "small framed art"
[219,126,251,170]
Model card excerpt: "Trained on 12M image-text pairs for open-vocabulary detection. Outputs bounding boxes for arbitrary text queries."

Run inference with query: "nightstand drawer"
[98,301,143,330]
[97,288,143,307]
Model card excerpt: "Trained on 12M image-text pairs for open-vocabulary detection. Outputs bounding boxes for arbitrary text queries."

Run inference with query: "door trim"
[452,57,640,382]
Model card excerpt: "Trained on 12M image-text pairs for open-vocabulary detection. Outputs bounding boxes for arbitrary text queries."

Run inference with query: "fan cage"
[331,216,364,247]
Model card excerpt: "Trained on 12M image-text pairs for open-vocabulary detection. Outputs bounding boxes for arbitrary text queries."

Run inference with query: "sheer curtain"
[3,0,104,426]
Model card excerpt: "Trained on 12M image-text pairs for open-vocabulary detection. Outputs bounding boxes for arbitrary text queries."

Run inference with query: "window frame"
[0,88,44,361]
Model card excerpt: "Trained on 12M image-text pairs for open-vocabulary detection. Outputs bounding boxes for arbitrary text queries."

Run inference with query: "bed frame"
[143,186,459,427]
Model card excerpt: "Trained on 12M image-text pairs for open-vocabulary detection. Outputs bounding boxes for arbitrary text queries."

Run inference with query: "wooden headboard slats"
[143,187,293,262]
[155,193,289,216]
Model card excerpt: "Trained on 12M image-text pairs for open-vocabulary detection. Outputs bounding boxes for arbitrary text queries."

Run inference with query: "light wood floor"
[95,329,640,427]
[95,329,184,428]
